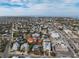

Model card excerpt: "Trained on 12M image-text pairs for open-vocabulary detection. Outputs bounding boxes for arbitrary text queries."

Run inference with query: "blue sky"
[0,0,79,17]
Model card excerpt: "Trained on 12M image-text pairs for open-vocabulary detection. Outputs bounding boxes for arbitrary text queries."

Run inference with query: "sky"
[0,0,79,17]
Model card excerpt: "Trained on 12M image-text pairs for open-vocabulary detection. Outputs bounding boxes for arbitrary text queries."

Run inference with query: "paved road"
[8,53,50,58]
[1,41,10,58]
[57,29,77,57]
[52,26,78,57]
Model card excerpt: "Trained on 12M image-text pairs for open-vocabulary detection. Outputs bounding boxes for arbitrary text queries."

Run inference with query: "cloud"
[11,0,21,2]
[0,0,79,16]
[64,0,72,3]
